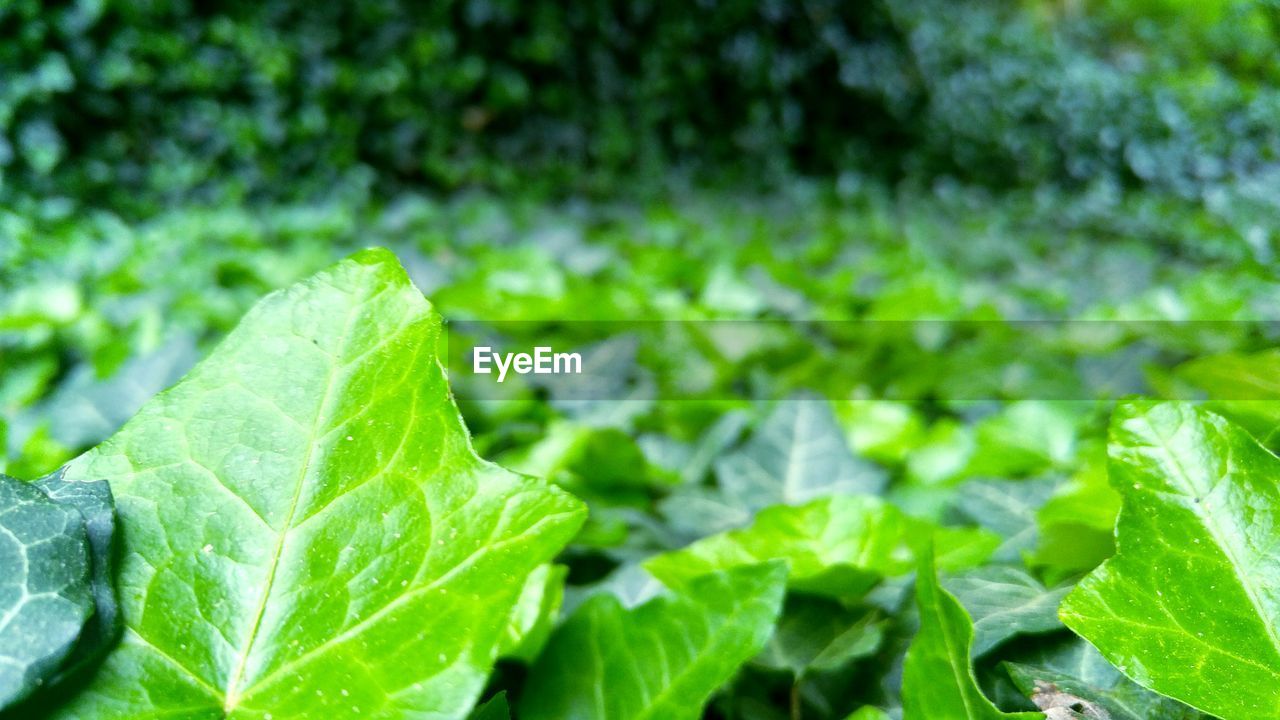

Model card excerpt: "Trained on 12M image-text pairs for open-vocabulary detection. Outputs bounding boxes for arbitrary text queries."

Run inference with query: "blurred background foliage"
[2,0,1279,208]
[4,2,1280,716]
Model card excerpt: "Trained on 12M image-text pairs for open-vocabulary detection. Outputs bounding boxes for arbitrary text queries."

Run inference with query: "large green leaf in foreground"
[50,249,587,719]
[520,562,787,720]
[1060,401,1280,720]
[902,549,1041,720]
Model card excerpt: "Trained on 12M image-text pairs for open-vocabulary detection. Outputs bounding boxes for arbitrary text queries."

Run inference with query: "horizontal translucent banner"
[441,320,1280,402]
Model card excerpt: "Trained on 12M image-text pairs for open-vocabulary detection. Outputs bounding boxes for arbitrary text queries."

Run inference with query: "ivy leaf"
[646,496,904,600]
[1060,401,1280,720]
[0,474,93,709]
[645,495,997,602]
[49,250,587,719]
[31,469,120,685]
[714,396,886,514]
[753,595,884,677]
[834,400,927,466]
[520,562,787,720]
[952,478,1057,563]
[1176,350,1280,444]
[657,486,751,539]
[1031,445,1117,582]
[963,402,1081,478]
[641,410,749,487]
[944,567,1068,657]
[11,337,197,454]
[496,564,567,663]
[902,548,1041,720]
[658,398,885,539]
[1002,638,1205,720]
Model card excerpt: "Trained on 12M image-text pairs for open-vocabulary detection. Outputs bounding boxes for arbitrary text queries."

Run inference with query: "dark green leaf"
[1001,637,1205,720]
[944,567,1067,657]
[952,478,1057,563]
[0,474,93,709]
[754,595,884,677]
[31,469,119,685]
[469,692,511,720]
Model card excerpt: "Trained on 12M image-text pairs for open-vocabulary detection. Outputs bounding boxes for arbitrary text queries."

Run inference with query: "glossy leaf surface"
[50,250,587,719]
[1061,401,1280,720]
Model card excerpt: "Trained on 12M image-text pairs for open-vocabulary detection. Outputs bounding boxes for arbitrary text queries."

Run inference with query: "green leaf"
[905,418,975,486]
[645,495,997,602]
[641,410,749,487]
[964,402,1081,478]
[50,250,587,719]
[943,567,1067,657]
[1002,638,1205,720]
[753,595,883,677]
[0,474,93,709]
[566,564,665,613]
[713,396,886,513]
[1176,349,1280,444]
[1060,400,1280,720]
[657,399,890,539]
[31,469,120,685]
[902,548,1041,720]
[13,337,197,454]
[1031,444,1117,581]
[657,486,752,539]
[834,401,926,466]
[952,478,1056,563]
[646,495,904,600]
[520,562,787,720]
[496,564,567,663]
[502,421,657,503]
[469,692,511,720]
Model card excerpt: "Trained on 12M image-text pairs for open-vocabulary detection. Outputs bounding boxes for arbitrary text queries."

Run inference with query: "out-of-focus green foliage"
[4,182,1275,717]
[6,180,1278,478]
[2,0,1279,215]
